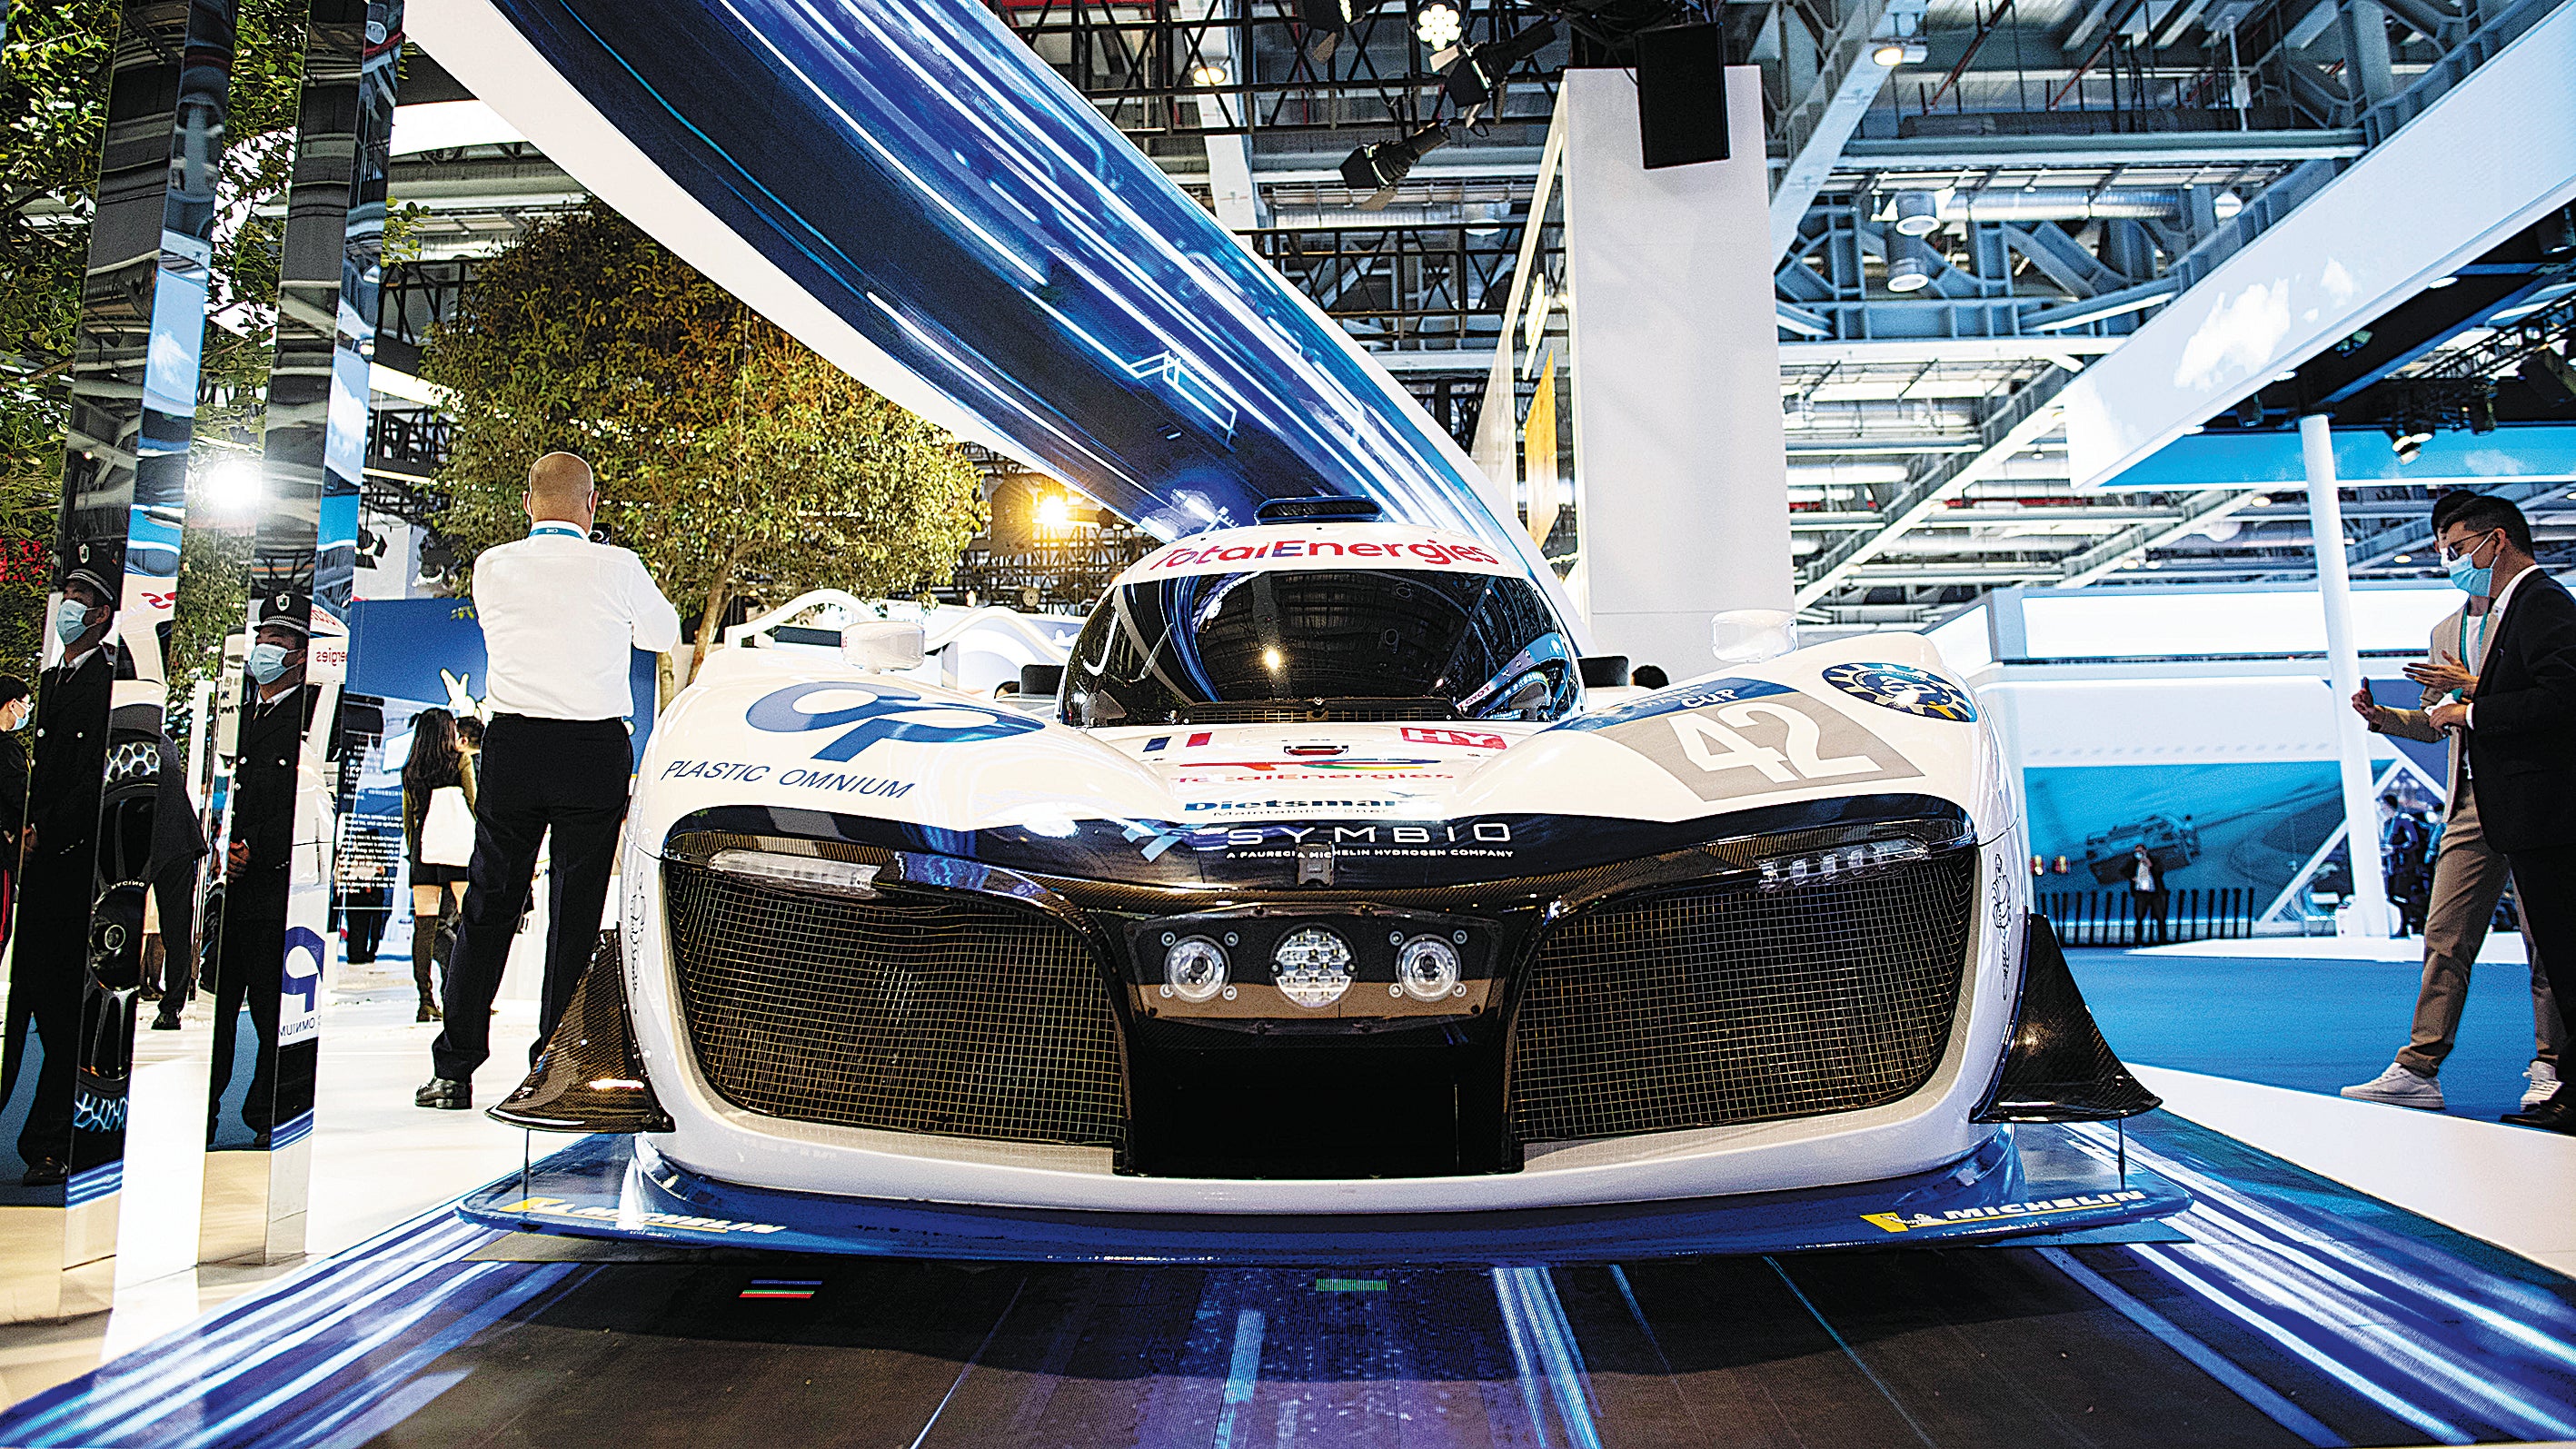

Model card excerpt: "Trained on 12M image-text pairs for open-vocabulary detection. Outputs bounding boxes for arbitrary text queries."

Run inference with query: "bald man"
[420,452,680,1109]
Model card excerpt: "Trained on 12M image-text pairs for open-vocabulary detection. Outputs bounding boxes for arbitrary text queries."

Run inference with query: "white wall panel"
[1561,68,1792,675]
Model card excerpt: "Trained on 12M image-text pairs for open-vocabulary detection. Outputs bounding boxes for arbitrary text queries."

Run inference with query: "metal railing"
[2040,887,2257,947]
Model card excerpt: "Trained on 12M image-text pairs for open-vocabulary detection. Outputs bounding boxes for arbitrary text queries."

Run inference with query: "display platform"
[454,1122,2188,1263]
[5,1113,2574,1447]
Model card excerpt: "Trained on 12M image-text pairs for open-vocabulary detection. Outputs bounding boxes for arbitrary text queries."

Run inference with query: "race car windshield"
[1062,568,1577,726]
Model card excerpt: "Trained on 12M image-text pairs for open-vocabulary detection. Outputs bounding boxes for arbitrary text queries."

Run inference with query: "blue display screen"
[488,0,1519,554]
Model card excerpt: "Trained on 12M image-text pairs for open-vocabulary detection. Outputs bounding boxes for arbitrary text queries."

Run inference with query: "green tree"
[423,205,989,664]
[1,0,312,684]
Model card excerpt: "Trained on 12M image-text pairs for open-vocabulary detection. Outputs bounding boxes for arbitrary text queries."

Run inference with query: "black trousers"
[2509,844,2576,1044]
[208,874,285,1137]
[430,715,631,1082]
[7,861,90,1165]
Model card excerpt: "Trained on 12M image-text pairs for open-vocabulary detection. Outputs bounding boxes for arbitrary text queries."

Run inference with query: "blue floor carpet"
[2067,947,2553,1123]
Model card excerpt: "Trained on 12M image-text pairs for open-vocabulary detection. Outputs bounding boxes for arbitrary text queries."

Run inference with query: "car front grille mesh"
[661,859,1125,1149]
[1509,849,1979,1144]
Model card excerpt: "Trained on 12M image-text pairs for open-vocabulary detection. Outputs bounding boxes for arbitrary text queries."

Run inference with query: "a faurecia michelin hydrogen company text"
[466,504,2181,1254]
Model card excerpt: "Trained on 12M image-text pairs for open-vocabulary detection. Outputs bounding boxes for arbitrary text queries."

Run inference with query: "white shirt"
[472,524,681,720]
[2463,563,2539,730]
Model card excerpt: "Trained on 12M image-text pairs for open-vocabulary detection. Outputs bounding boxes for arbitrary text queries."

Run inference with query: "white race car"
[485,501,2164,1244]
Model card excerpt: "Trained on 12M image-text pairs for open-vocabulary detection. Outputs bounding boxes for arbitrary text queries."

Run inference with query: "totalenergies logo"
[1146,537,1502,570]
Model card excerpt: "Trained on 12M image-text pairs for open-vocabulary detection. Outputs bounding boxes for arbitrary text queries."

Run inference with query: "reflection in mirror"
[0,0,240,1324]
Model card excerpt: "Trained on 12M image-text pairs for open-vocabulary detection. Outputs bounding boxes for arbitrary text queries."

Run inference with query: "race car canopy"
[1118,523,1520,584]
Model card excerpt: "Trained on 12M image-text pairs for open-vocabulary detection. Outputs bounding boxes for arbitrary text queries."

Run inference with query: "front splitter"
[457,1122,2188,1263]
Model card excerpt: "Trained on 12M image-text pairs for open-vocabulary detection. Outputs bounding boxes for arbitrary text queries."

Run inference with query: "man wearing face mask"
[205,596,310,1146]
[2404,495,2576,1133]
[2347,491,2562,1113]
[1,568,119,1185]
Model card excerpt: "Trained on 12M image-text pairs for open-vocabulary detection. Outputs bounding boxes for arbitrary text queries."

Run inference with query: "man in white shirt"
[419,453,680,1109]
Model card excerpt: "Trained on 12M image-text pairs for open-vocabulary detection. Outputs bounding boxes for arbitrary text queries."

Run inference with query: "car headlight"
[1756,838,1929,891]
[1272,926,1354,1008]
[1161,934,1230,1003]
[1393,934,1464,1001]
[706,849,880,898]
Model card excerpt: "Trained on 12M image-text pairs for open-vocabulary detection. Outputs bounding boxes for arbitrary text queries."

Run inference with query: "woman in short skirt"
[401,709,476,1021]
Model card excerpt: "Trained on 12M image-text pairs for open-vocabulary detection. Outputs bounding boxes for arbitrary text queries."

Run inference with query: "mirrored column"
[200,0,400,1265]
[0,0,239,1323]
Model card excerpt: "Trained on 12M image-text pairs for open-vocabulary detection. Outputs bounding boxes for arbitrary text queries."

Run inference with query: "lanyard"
[530,521,587,539]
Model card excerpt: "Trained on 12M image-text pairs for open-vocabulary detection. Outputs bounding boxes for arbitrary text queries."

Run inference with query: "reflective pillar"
[201,0,401,1265]
[2301,412,2393,938]
[0,0,238,1323]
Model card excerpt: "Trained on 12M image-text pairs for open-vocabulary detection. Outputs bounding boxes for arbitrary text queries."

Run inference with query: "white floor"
[2137,1063,2576,1277]
[0,943,565,1411]
[2138,932,2528,963]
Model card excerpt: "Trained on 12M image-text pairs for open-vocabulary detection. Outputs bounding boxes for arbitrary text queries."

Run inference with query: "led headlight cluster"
[1391,932,1467,1001]
[1160,933,1233,1003]
[706,849,880,898]
[1272,926,1355,1008]
[1756,838,1929,891]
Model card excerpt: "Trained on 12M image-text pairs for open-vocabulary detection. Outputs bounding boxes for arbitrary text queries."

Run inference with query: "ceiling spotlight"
[1462,200,1508,236]
[1189,60,1230,86]
[2428,273,2460,288]
[2393,553,2414,563]
[2273,371,2299,382]
[1415,0,1462,51]
[2213,192,2246,220]
[1341,121,1452,206]
[2387,418,2434,463]
[1891,190,1941,237]
[2247,493,2272,508]
[1443,19,1556,118]
[1299,0,1360,60]
[1885,234,1936,293]
[1871,38,1928,65]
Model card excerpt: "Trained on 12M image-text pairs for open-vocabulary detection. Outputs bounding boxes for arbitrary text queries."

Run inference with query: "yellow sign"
[1523,352,1558,547]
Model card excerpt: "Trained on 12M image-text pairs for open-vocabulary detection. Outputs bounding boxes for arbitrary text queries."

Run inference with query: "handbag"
[420,785,476,867]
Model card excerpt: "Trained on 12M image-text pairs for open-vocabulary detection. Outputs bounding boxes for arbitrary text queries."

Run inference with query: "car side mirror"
[1711,609,1797,665]
[841,621,926,672]
[1020,663,1065,699]
[1576,655,1630,688]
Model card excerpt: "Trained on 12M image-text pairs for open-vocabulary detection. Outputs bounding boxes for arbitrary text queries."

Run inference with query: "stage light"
[1300,0,1359,59]
[1036,492,1070,532]
[1463,201,1508,236]
[1871,38,1927,65]
[1340,122,1452,205]
[1442,19,1556,117]
[1189,60,1230,86]
[2428,273,2460,288]
[2388,418,2433,462]
[2394,553,2414,563]
[1415,1,1462,51]
[205,455,261,512]
[1885,234,1935,293]
[1890,190,1940,237]
[2213,192,2245,219]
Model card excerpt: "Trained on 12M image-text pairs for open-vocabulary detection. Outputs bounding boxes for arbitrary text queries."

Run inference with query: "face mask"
[3,706,25,732]
[54,600,87,647]
[246,641,293,685]
[2446,532,2495,596]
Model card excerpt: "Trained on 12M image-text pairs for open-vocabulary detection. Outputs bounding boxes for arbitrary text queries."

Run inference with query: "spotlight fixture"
[1414,0,1462,51]
[204,454,261,512]
[1442,19,1557,119]
[2428,273,2460,289]
[1339,121,1453,208]
[1188,60,1229,85]
[1299,0,1360,60]
[2387,417,2434,463]
[2213,192,2245,219]
[1890,190,1940,237]
[1885,234,1936,293]
[1870,37,1928,65]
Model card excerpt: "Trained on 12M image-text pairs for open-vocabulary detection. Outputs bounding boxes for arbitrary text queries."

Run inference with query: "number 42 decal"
[1668,700,1879,782]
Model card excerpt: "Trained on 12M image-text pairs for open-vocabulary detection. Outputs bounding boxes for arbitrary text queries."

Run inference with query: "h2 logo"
[746,682,1042,761]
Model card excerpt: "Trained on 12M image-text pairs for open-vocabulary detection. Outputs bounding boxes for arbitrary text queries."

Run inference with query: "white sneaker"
[2342,1063,2445,1110]
[2525,1061,2561,1110]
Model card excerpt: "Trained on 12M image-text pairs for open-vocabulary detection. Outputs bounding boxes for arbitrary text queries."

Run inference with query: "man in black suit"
[207,595,312,1146]
[2423,496,2576,1131]
[2,568,118,1185]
